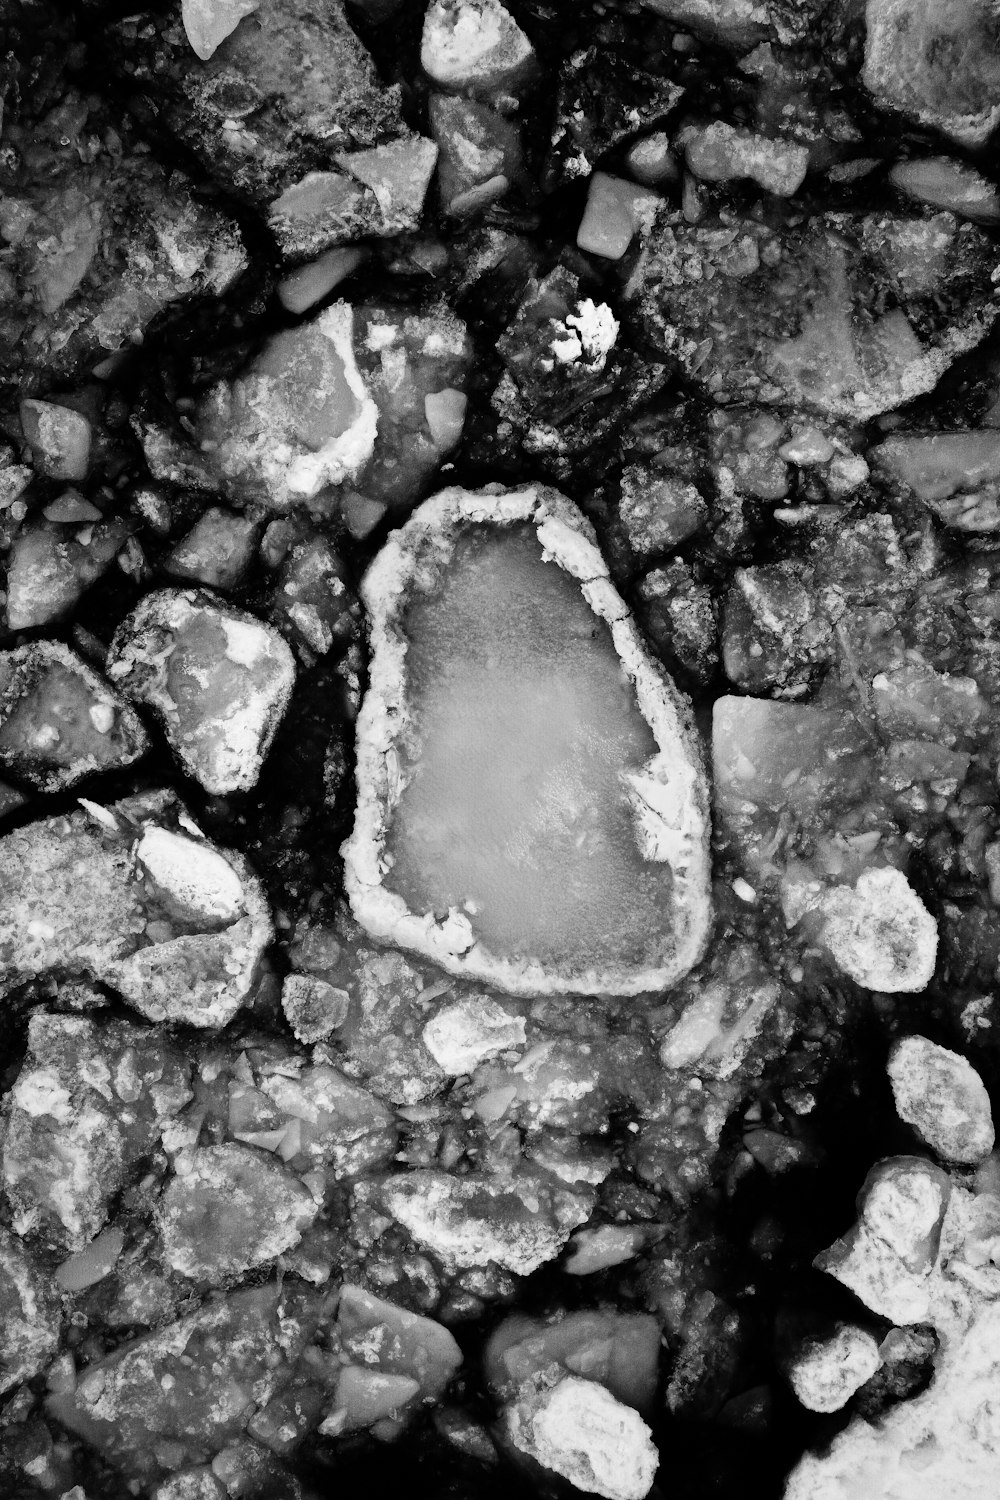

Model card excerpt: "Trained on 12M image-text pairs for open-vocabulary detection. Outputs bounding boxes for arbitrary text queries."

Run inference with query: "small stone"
[281,973,351,1044]
[55,1227,126,1292]
[577,173,661,260]
[421,0,536,99]
[563,1224,659,1275]
[165,509,259,591]
[625,132,679,186]
[421,996,526,1074]
[325,1367,421,1432]
[788,1325,882,1412]
[815,867,938,993]
[107,590,295,795]
[888,1036,995,1165]
[679,121,809,196]
[337,1283,462,1397]
[181,0,260,60]
[891,157,1000,226]
[277,248,366,315]
[619,463,708,556]
[0,1227,62,1392]
[20,399,92,481]
[504,1376,658,1500]
[864,0,1000,148]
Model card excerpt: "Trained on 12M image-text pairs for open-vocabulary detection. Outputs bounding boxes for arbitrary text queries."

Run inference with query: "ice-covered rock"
[788,1325,882,1413]
[0,642,148,792]
[343,484,712,997]
[888,1036,995,1165]
[107,590,295,795]
[679,122,809,196]
[336,1284,462,1400]
[166,509,259,591]
[421,996,526,1075]
[0,791,272,1027]
[864,0,1000,149]
[359,1165,594,1275]
[5,518,129,631]
[811,868,938,993]
[0,1227,62,1392]
[640,0,822,49]
[2,1011,190,1249]
[503,1376,658,1500]
[618,463,708,557]
[485,1309,661,1411]
[19,400,91,481]
[873,429,1000,533]
[890,158,1000,225]
[421,0,536,99]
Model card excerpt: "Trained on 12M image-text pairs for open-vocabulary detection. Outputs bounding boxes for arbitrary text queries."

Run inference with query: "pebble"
[888,1036,995,1166]
[504,1376,658,1500]
[788,1325,882,1412]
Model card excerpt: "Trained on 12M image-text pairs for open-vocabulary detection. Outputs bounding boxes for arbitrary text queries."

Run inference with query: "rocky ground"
[2,0,1000,1497]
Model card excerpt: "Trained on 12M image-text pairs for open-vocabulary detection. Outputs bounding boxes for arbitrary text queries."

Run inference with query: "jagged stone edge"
[342,482,713,997]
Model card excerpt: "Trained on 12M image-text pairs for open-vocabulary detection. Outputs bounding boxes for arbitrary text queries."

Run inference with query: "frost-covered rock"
[359,1166,594,1275]
[873,428,1000,533]
[166,509,259,591]
[640,0,822,49]
[181,0,260,60]
[810,868,938,993]
[281,974,351,1044]
[864,0,1000,149]
[679,122,809,196]
[0,791,272,1028]
[343,484,712,997]
[888,1036,995,1165]
[2,1011,190,1249]
[0,642,148,793]
[421,996,526,1075]
[485,1309,661,1411]
[890,158,1000,225]
[421,0,536,99]
[107,590,295,795]
[503,1376,658,1500]
[5,518,130,632]
[20,400,91,481]
[788,1326,882,1413]
[0,1227,62,1392]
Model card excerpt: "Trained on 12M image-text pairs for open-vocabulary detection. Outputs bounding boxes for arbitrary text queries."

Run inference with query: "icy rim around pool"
[342,482,713,997]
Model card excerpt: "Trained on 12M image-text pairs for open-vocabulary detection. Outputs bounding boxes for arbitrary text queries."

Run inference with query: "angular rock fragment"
[503,1376,658,1500]
[0,642,148,793]
[430,95,522,217]
[421,995,526,1075]
[640,0,822,49]
[891,158,1000,225]
[678,122,809,196]
[578,173,661,260]
[421,0,536,100]
[4,518,130,631]
[281,974,350,1044]
[359,1166,594,1274]
[0,791,272,1027]
[625,211,999,418]
[810,868,938,994]
[46,1281,322,1480]
[864,0,1000,148]
[787,1325,882,1413]
[545,41,683,189]
[344,485,712,996]
[182,0,260,61]
[336,1284,462,1401]
[485,1309,661,1411]
[873,429,1000,533]
[107,590,295,795]
[3,1011,190,1249]
[888,1036,995,1165]
[20,400,91,481]
[166,508,260,591]
[157,1144,318,1282]
[618,463,708,558]
[0,1227,62,1392]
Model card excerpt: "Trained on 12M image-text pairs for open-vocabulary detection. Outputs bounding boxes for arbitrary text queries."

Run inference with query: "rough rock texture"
[503,1376,659,1500]
[864,0,1000,148]
[0,1227,62,1391]
[343,484,712,996]
[888,1036,995,1164]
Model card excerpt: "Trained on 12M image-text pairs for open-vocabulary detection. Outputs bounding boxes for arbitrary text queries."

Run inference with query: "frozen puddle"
[344,484,711,995]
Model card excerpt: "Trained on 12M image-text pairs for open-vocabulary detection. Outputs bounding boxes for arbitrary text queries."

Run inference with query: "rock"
[421,996,526,1075]
[811,867,938,993]
[157,1144,318,1283]
[485,1309,661,1411]
[281,974,350,1044]
[0,1227,62,1393]
[626,133,680,187]
[337,1284,462,1398]
[891,157,1000,225]
[863,0,1000,148]
[640,0,820,49]
[678,122,809,196]
[787,1325,882,1412]
[54,1227,126,1293]
[563,1224,661,1275]
[429,95,522,217]
[888,1036,995,1165]
[577,173,661,260]
[722,562,831,696]
[322,1367,420,1434]
[503,1376,658,1500]
[2,1011,190,1249]
[0,791,272,1027]
[343,484,712,997]
[5,518,129,631]
[0,642,148,792]
[272,537,357,655]
[545,42,683,190]
[46,1281,322,1480]
[181,0,260,60]
[625,210,999,419]
[873,429,1000,533]
[195,304,378,510]
[107,590,295,795]
[337,948,448,1106]
[638,563,718,688]
[360,1166,594,1275]
[618,463,708,557]
[166,509,260,591]
[19,400,91,481]
[277,248,366,315]
[421,0,536,100]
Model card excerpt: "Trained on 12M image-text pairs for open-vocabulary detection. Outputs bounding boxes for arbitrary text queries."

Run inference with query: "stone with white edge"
[888,1035,995,1165]
[421,995,526,1074]
[788,1325,882,1413]
[136,827,246,927]
[0,1226,61,1392]
[863,0,1000,149]
[107,590,295,795]
[181,0,260,60]
[421,0,536,99]
[342,484,712,998]
[814,866,938,992]
[504,1376,658,1500]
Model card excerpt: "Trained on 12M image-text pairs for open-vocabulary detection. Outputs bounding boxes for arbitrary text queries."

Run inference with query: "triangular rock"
[343,484,712,996]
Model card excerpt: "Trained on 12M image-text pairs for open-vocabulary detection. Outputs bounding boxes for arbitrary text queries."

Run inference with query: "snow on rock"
[107,590,295,795]
[503,1376,658,1500]
[421,0,536,99]
[863,0,1000,149]
[788,1325,882,1412]
[888,1036,995,1165]
[421,995,526,1074]
[0,790,272,1028]
[812,867,938,992]
[343,483,712,998]
[358,1166,594,1275]
[679,121,809,196]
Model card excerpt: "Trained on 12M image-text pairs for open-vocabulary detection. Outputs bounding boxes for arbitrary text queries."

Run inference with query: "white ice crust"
[342,483,713,997]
